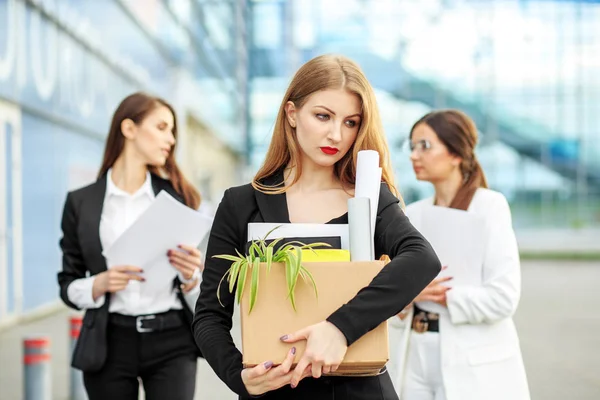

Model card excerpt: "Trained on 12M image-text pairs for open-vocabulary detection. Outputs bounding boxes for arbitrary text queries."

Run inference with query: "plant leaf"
[259,240,268,261]
[249,258,260,313]
[285,252,298,311]
[213,254,244,262]
[278,242,308,252]
[267,237,284,250]
[236,262,249,305]
[301,267,319,300]
[299,242,332,250]
[290,247,302,298]
[299,269,309,284]
[262,224,283,241]
[235,248,245,259]
[265,246,273,273]
[228,260,242,293]
[249,241,264,259]
[300,266,319,301]
[216,269,231,307]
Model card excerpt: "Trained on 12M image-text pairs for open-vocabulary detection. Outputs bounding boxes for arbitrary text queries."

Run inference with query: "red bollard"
[69,316,87,400]
[23,336,51,400]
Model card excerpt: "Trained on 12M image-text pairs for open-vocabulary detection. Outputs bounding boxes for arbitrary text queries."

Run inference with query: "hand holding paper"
[91,265,145,300]
[102,191,214,293]
[168,244,204,280]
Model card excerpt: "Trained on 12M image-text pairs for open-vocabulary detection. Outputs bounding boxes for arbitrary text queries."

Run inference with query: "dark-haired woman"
[388,109,530,400]
[57,92,203,400]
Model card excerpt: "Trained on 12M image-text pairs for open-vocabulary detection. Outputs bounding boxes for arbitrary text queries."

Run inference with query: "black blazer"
[57,173,199,372]
[192,171,441,398]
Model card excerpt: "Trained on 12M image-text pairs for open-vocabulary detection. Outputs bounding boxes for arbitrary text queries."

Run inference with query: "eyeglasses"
[402,139,432,154]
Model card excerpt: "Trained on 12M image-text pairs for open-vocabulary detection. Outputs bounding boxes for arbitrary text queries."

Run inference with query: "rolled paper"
[355,150,381,256]
[348,197,374,261]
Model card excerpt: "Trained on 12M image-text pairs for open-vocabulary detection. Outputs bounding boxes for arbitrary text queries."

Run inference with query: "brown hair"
[410,109,487,210]
[98,92,201,209]
[252,54,398,197]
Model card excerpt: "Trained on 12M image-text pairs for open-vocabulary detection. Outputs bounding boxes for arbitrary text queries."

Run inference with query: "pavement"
[1,260,599,400]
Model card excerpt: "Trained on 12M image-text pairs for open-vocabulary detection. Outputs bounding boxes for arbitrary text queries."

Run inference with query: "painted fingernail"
[291,347,296,355]
[280,335,288,341]
[264,361,273,369]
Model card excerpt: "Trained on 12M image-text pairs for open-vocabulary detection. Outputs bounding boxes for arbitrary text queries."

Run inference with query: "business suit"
[192,170,442,399]
[57,173,200,399]
[387,188,530,400]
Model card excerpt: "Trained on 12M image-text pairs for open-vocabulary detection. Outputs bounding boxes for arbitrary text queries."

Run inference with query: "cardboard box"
[240,261,389,376]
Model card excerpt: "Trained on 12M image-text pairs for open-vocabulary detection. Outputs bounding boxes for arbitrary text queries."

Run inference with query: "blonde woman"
[388,110,530,400]
[192,54,441,399]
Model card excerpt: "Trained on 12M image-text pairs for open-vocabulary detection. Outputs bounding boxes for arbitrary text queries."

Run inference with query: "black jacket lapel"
[80,175,108,274]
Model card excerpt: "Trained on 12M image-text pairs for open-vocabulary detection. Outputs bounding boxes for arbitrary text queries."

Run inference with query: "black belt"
[411,305,440,333]
[109,310,184,333]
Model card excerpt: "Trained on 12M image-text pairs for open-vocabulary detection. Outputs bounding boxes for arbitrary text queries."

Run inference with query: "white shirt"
[66,169,200,315]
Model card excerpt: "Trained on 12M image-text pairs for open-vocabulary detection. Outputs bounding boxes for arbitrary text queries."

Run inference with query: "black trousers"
[83,312,198,400]
[242,370,399,400]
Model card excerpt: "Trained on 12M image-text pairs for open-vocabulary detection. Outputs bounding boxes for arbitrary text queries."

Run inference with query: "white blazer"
[388,188,530,400]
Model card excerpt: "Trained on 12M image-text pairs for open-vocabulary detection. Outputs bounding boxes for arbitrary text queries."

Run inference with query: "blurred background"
[0,0,598,399]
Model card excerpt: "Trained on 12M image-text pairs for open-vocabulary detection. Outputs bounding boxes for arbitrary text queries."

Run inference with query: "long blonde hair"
[252,54,398,197]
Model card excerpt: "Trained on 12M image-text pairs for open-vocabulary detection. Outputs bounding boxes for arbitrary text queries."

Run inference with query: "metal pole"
[23,336,51,400]
[70,316,87,400]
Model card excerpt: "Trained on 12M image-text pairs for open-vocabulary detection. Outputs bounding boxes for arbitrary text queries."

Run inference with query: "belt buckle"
[412,312,429,333]
[136,315,156,333]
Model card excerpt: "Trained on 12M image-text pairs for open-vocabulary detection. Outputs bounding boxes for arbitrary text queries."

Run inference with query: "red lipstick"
[320,147,339,155]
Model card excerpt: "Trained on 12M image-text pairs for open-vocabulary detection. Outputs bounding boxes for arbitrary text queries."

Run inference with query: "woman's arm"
[445,194,521,324]
[192,189,252,398]
[326,201,441,346]
[57,193,104,310]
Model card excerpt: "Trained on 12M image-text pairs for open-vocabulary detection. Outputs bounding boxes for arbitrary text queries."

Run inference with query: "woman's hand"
[92,266,144,300]
[241,347,312,396]
[414,275,453,306]
[180,278,199,294]
[168,244,204,280]
[397,303,413,320]
[281,321,348,388]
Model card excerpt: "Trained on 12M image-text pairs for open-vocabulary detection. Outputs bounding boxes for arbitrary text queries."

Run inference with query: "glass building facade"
[0,0,247,316]
[248,0,600,229]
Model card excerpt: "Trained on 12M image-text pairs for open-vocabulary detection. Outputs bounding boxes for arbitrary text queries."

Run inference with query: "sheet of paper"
[102,190,214,293]
[407,205,486,314]
[247,223,350,250]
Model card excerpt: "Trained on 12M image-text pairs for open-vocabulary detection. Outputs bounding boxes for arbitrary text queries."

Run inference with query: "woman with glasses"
[388,110,530,400]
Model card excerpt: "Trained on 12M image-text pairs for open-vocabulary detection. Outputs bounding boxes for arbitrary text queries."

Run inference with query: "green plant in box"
[214,226,330,313]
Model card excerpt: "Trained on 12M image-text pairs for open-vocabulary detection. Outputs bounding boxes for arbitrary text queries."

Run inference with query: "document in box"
[248,223,350,250]
[102,191,214,291]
